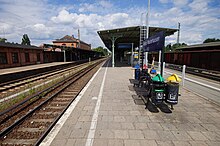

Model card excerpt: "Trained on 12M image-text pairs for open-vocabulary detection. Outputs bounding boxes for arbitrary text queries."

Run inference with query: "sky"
[0,0,219,48]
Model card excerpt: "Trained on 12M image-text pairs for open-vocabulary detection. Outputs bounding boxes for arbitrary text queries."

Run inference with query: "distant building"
[52,35,91,51]
[0,42,43,68]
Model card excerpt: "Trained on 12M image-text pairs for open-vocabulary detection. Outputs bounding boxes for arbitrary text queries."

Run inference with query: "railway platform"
[0,62,73,75]
[0,61,80,84]
[40,61,220,146]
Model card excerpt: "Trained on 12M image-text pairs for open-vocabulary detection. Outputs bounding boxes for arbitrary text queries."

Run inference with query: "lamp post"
[145,0,150,69]
[109,35,122,67]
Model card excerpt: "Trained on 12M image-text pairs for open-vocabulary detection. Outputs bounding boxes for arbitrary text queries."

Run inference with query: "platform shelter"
[97,26,178,67]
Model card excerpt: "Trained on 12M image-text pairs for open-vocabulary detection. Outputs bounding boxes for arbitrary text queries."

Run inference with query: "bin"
[134,64,140,80]
[165,74,181,105]
[166,82,179,104]
[135,68,140,80]
[150,69,157,74]
[151,74,165,103]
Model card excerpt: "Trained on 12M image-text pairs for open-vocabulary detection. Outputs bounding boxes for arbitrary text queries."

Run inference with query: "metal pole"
[160,47,164,76]
[146,0,150,39]
[145,0,150,70]
[109,35,122,67]
[144,52,148,68]
[158,50,161,72]
[112,37,115,67]
[182,65,186,86]
[63,50,66,62]
[139,13,145,64]
[131,43,134,66]
[162,62,165,77]
[177,22,180,45]
[78,28,81,48]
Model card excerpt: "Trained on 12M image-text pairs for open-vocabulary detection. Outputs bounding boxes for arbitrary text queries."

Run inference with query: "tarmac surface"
[40,61,220,146]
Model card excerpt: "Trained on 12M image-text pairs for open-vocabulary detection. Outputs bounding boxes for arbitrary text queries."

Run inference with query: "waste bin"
[165,74,181,105]
[151,74,165,103]
[135,68,140,80]
[150,69,157,74]
[134,64,140,80]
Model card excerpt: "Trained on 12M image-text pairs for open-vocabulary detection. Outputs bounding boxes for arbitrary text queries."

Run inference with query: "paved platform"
[41,61,220,146]
[0,62,73,75]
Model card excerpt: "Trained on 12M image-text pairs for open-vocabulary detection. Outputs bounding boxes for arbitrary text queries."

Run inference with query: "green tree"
[165,43,187,52]
[0,38,7,43]
[203,38,220,43]
[21,34,31,45]
[92,46,108,56]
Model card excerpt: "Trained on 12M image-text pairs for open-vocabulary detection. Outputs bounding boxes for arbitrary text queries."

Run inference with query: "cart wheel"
[171,105,174,110]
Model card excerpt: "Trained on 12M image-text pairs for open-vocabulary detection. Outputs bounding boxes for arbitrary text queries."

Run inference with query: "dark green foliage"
[165,43,187,52]
[203,38,220,43]
[21,34,31,45]
[92,46,108,56]
[0,37,7,42]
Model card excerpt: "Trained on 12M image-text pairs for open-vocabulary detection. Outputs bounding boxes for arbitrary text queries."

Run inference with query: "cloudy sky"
[0,0,219,48]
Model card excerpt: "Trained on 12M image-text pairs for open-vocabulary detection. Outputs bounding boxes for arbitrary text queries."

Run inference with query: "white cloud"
[51,9,77,24]
[159,0,170,3]
[159,0,189,6]
[78,1,114,14]
[173,0,189,6]
[189,0,209,13]
[0,0,219,48]
[99,0,113,8]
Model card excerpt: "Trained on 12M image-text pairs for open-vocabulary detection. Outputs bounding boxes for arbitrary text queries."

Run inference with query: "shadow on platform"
[129,79,172,114]
[103,58,131,67]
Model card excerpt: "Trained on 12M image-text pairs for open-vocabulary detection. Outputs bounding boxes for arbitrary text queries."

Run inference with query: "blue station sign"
[143,31,165,52]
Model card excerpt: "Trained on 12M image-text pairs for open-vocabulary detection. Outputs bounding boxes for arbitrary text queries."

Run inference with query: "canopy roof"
[0,42,42,50]
[177,42,220,51]
[97,26,178,51]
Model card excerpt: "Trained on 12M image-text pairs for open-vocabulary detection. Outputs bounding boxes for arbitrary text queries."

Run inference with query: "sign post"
[143,31,165,76]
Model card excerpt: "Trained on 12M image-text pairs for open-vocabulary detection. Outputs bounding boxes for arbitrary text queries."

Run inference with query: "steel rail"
[0,59,104,144]
[0,62,89,116]
[0,60,88,93]
[34,59,104,146]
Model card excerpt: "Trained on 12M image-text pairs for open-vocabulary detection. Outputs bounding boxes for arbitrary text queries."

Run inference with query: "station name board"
[143,31,165,52]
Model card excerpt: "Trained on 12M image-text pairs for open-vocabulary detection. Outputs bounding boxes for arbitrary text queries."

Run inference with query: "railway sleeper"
[30,119,54,123]
[1,139,37,145]
[59,94,76,97]
[52,98,71,101]
[17,127,45,132]
[49,102,70,106]
[44,106,65,110]
[36,111,60,115]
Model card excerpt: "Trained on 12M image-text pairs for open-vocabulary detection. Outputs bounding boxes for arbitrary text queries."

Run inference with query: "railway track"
[0,60,104,112]
[153,62,220,81]
[0,58,107,146]
[0,60,90,99]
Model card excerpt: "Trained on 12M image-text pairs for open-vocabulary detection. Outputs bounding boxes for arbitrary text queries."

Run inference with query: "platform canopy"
[97,26,178,51]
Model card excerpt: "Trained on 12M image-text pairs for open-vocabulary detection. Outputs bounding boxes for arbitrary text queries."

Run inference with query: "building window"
[0,52,7,64]
[12,52,19,64]
[37,53,40,62]
[25,53,30,62]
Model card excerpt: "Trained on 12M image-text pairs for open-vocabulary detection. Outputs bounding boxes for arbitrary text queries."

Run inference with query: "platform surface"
[41,61,220,146]
[0,62,72,75]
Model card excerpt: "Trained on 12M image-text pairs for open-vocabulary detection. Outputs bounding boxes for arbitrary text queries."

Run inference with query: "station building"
[43,35,96,62]
[0,42,43,69]
[52,35,91,51]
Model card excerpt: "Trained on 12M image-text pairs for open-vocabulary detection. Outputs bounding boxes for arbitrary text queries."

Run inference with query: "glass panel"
[12,52,19,63]
[0,52,7,64]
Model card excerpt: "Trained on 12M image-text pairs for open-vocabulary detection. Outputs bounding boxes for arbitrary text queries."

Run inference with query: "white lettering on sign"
[147,37,160,45]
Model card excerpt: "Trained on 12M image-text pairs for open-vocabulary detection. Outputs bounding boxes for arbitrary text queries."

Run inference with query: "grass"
[0,61,97,112]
